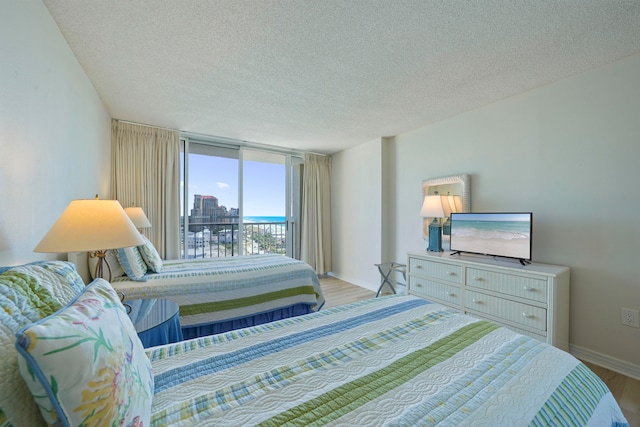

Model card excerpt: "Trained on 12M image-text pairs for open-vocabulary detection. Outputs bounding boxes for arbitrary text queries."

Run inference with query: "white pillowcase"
[117,246,148,281]
[15,279,154,426]
[138,234,163,273]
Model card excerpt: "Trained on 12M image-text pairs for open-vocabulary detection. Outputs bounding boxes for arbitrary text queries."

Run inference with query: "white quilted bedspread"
[145,295,628,426]
[112,254,324,329]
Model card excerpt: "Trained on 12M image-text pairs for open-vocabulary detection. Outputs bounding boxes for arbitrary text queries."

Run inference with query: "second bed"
[111,254,325,339]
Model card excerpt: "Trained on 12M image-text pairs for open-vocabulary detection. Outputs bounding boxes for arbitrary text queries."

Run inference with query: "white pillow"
[116,246,148,281]
[137,234,163,273]
[88,249,125,280]
[14,279,154,426]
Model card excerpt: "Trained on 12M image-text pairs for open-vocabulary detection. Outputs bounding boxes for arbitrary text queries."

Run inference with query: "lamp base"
[442,217,451,236]
[427,220,443,252]
[89,250,112,282]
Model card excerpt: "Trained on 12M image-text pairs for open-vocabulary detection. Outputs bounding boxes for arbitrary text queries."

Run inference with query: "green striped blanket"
[146,295,628,426]
[112,255,324,333]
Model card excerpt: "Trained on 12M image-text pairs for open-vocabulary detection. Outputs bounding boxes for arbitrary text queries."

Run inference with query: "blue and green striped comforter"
[146,295,628,426]
[111,255,324,331]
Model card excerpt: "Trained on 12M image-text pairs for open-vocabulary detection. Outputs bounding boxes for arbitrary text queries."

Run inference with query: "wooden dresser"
[407,250,570,350]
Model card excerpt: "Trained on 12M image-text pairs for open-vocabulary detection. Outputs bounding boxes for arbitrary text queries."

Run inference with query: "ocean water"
[244,216,286,223]
[451,220,530,240]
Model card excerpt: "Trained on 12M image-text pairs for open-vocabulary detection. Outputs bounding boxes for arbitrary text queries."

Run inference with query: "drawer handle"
[472,298,482,304]
[446,271,455,276]
[522,312,533,318]
[415,265,423,269]
[446,292,455,297]
[523,286,535,292]
[416,284,423,288]
[473,276,483,281]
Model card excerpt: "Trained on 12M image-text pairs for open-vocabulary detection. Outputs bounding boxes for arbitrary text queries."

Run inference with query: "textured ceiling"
[43,0,640,154]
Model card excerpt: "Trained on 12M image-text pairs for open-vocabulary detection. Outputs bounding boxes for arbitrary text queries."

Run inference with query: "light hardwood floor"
[319,275,640,426]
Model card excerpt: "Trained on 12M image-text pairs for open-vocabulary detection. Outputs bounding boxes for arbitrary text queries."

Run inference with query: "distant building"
[189,194,238,230]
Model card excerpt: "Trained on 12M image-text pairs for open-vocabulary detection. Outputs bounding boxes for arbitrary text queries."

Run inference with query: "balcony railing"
[181,221,286,259]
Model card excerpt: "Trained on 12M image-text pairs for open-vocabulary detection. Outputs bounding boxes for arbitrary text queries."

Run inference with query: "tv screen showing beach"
[450,212,532,260]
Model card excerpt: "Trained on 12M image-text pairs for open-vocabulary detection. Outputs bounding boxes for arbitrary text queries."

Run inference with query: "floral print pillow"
[14,279,154,426]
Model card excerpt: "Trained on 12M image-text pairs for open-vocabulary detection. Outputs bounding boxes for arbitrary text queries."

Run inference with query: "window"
[180,138,303,259]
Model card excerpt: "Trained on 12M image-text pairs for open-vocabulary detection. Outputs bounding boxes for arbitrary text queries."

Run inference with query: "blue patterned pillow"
[14,279,154,427]
[117,246,148,281]
[138,234,163,273]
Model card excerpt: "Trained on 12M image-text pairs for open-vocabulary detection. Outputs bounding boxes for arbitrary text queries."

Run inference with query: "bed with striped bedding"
[111,254,324,339]
[147,294,628,426]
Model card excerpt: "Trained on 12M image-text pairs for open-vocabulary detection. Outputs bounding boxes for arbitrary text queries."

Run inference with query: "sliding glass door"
[242,150,286,255]
[180,143,239,259]
[180,139,302,259]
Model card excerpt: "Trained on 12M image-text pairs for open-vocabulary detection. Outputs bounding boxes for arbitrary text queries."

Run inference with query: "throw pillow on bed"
[117,246,148,281]
[137,234,163,273]
[14,279,154,427]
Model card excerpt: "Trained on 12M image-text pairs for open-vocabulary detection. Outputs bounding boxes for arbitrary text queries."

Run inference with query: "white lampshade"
[124,207,152,229]
[34,199,145,253]
[420,195,445,218]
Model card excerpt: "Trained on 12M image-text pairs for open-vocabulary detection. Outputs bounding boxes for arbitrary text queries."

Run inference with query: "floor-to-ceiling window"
[243,150,286,255]
[180,141,239,258]
[180,137,302,259]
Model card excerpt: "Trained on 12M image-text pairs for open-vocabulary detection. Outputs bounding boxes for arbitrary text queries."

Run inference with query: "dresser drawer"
[465,290,547,332]
[410,277,461,306]
[409,257,463,285]
[466,268,548,303]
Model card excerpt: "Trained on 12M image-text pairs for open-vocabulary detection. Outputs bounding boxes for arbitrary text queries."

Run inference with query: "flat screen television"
[449,212,532,262]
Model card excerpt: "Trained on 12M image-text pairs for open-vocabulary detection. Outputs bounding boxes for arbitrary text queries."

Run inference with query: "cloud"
[216,182,229,189]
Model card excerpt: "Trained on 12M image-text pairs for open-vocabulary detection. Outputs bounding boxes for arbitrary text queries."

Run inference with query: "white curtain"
[111,120,180,259]
[301,154,332,274]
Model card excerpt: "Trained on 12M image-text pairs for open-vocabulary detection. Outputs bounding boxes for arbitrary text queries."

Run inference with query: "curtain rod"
[113,118,329,157]
[114,118,177,133]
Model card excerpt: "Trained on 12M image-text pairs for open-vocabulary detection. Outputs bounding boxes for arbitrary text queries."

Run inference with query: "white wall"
[333,53,640,375]
[385,53,640,375]
[0,1,111,266]
[331,138,383,290]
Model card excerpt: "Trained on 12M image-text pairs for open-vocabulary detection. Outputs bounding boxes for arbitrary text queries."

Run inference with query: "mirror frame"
[422,173,471,241]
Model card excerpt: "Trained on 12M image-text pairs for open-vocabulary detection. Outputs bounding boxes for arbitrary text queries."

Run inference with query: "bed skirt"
[181,303,314,339]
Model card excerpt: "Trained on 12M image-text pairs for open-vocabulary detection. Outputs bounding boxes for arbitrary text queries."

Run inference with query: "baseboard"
[326,272,407,296]
[326,272,377,292]
[570,344,640,381]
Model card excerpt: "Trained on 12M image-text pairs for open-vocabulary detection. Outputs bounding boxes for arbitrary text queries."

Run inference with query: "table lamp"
[420,195,445,252]
[34,197,145,281]
[124,207,152,231]
[442,194,462,236]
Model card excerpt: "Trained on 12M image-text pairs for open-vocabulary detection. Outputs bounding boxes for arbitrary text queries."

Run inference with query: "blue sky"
[181,154,285,217]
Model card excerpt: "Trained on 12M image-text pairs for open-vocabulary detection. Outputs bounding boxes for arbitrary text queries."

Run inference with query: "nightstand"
[126,299,183,347]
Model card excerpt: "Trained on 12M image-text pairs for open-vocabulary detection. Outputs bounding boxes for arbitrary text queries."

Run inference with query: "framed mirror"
[422,173,471,243]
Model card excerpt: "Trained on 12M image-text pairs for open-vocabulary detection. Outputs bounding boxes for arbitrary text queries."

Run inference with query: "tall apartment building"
[190,194,237,227]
